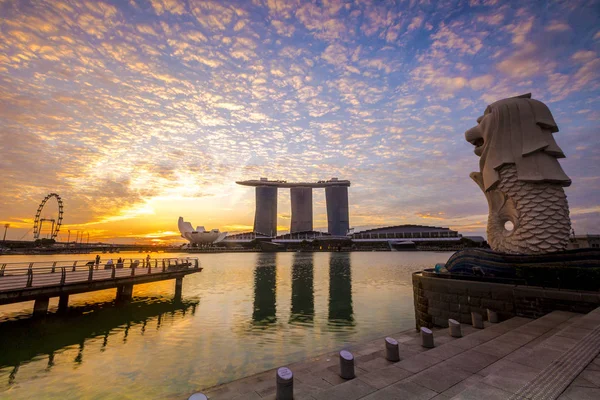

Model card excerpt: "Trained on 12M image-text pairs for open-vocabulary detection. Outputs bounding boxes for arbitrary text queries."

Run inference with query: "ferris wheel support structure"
[33,193,64,240]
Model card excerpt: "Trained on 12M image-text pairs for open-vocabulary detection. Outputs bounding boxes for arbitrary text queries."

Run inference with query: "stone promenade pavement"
[198,309,600,399]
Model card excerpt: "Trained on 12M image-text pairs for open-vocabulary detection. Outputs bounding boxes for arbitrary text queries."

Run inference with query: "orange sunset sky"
[0,0,598,244]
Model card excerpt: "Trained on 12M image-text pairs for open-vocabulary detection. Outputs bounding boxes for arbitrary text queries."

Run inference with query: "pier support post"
[116,284,133,302]
[339,350,355,379]
[276,367,293,400]
[58,295,69,312]
[33,297,50,317]
[174,276,183,300]
[421,327,434,348]
[385,337,400,361]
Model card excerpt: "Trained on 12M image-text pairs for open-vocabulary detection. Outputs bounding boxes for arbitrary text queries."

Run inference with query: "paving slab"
[557,325,596,340]
[498,316,532,329]
[449,382,513,400]
[231,390,263,400]
[570,374,598,388]
[438,374,484,398]
[311,378,376,400]
[537,334,580,352]
[443,349,499,374]
[504,345,564,370]
[394,352,444,373]
[579,369,600,387]
[362,381,438,400]
[478,359,541,378]
[558,385,600,400]
[294,370,334,390]
[494,330,537,346]
[424,343,465,361]
[450,329,502,350]
[473,337,522,358]
[481,361,541,394]
[408,363,471,393]
[357,365,413,389]
[358,354,397,372]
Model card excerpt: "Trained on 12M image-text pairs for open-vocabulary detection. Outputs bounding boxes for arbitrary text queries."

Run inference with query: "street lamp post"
[2,224,9,244]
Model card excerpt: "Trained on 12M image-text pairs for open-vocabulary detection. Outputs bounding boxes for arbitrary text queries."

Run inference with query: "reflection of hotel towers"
[289,252,314,324]
[252,253,277,325]
[328,252,354,325]
[236,178,351,236]
[251,253,353,327]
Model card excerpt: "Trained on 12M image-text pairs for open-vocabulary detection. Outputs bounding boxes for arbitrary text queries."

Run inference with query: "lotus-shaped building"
[178,217,227,245]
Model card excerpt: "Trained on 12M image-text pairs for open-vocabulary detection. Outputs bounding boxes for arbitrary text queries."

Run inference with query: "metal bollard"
[487,309,499,323]
[421,327,434,348]
[276,367,293,400]
[471,312,484,329]
[385,337,400,362]
[188,393,208,400]
[339,350,355,379]
[448,319,462,338]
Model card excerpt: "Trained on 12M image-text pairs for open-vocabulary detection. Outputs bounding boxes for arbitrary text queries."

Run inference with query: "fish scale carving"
[486,165,570,254]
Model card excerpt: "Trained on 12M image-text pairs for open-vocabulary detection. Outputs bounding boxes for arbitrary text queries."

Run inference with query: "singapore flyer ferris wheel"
[33,193,64,240]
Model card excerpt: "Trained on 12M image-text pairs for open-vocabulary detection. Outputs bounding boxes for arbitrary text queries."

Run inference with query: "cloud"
[0,0,598,243]
[545,20,570,32]
[496,43,551,78]
[430,22,484,55]
[407,15,424,32]
[150,0,186,15]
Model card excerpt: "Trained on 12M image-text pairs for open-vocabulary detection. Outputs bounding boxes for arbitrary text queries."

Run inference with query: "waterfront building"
[568,234,600,249]
[350,225,468,250]
[254,185,278,237]
[178,217,227,245]
[351,224,460,240]
[236,177,351,237]
[290,187,313,233]
[325,184,349,236]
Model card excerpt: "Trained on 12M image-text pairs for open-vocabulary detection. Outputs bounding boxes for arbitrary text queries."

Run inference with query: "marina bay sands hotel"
[236,178,350,237]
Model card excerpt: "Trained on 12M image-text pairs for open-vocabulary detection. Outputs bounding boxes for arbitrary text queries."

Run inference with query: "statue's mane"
[479,94,571,191]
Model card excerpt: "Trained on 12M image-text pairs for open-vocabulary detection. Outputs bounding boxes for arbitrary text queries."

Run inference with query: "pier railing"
[0,257,200,288]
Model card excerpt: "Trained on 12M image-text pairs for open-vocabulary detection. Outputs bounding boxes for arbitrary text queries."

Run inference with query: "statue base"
[436,248,600,291]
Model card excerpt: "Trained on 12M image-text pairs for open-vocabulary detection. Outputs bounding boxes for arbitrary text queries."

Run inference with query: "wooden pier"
[0,257,201,316]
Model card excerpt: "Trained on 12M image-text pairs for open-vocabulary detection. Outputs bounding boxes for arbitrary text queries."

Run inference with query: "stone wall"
[413,272,600,329]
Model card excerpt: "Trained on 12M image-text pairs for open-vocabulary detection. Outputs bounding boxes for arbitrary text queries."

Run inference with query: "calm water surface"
[0,251,452,399]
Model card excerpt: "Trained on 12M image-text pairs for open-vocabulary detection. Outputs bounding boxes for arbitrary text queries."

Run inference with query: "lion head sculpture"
[465,94,572,254]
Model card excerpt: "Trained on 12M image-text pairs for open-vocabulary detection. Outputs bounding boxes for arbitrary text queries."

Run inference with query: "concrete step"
[450,308,600,400]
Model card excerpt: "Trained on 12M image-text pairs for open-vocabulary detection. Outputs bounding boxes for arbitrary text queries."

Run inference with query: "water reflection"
[289,252,314,324]
[0,297,199,383]
[328,252,354,326]
[252,253,277,326]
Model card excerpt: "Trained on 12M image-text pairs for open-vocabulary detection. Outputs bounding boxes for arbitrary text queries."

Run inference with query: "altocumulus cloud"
[0,0,598,241]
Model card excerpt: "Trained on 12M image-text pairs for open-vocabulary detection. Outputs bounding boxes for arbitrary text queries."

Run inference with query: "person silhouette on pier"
[95,255,101,269]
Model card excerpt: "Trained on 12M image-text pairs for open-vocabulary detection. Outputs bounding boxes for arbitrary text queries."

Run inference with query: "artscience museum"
[178,217,227,245]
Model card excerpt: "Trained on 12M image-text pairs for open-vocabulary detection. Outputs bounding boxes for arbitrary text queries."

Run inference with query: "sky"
[0,0,598,244]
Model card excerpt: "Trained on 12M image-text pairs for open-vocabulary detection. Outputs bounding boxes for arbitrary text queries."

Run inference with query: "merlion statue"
[465,93,571,254]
